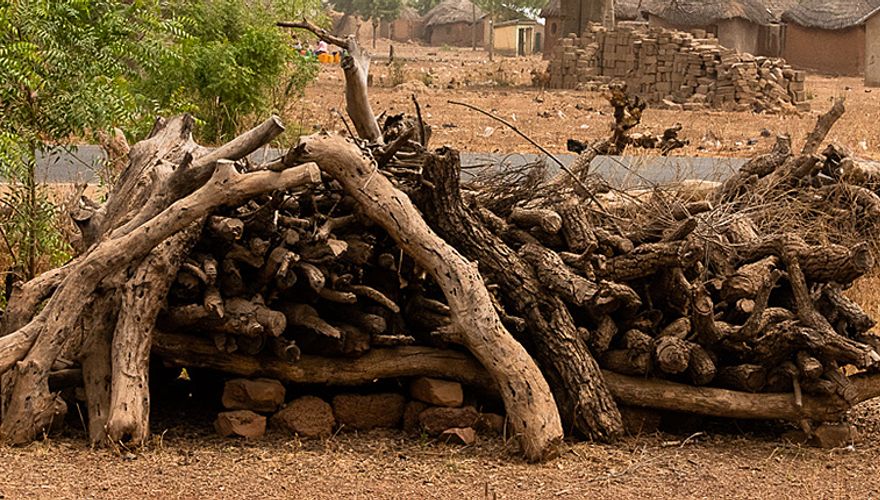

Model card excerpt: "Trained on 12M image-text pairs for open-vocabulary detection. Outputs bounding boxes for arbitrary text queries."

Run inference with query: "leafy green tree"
[140,0,321,143]
[0,0,178,278]
[412,0,441,15]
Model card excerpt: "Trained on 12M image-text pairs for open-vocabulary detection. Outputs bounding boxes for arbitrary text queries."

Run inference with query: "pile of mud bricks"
[549,24,810,113]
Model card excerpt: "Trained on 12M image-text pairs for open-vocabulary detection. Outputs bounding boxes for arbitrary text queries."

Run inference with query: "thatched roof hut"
[781,0,880,78]
[540,0,644,22]
[616,0,646,21]
[423,0,489,47]
[641,0,774,27]
[424,0,486,28]
[540,0,560,19]
[782,0,880,30]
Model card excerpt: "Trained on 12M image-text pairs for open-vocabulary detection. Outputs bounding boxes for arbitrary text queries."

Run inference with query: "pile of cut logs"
[7,20,880,463]
[149,87,880,447]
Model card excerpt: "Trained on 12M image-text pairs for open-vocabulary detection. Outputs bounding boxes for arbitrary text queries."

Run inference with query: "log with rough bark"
[286,133,563,462]
[0,114,320,445]
[419,147,624,442]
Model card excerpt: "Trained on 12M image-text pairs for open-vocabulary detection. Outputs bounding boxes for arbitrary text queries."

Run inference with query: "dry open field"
[294,41,880,161]
[4,42,880,500]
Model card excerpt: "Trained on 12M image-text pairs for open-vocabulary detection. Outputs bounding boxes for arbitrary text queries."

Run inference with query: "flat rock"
[402,400,429,433]
[271,396,335,438]
[332,393,406,430]
[215,410,266,439]
[222,378,285,413]
[440,427,477,446]
[418,406,479,436]
[812,423,860,449]
[409,377,463,407]
[475,412,505,435]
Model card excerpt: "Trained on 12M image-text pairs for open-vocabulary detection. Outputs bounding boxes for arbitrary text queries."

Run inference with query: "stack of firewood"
[154,92,880,440]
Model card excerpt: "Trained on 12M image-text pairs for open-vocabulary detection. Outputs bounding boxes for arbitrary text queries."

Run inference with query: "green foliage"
[0,0,322,279]
[388,59,407,87]
[139,0,321,143]
[0,0,177,278]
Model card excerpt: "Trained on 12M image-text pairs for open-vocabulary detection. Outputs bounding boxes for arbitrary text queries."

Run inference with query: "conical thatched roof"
[782,0,880,30]
[616,0,647,20]
[641,0,775,26]
[396,5,422,22]
[424,0,486,27]
[540,0,645,21]
[540,0,560,18]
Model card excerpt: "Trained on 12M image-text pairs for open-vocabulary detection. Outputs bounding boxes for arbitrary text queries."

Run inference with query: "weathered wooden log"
[721,256,779,302]
[284,304,342,339]
[419,147,624,443]
[599,241,699,281]
[687,344,716,386]
[653,336,690,375]
[716,364,767,393]
[558,205,598,253]
[796,351,823,380]
[819,285,876,335]
[208,216,244,241]
[105,227,201,445]
[509,207,563,234]
[292,134,562,461]
[518,243,598,308]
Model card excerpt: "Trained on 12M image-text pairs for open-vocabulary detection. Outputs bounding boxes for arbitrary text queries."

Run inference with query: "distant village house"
[423,0,490,47]
[782,0,880,80]
[493,19,544,56]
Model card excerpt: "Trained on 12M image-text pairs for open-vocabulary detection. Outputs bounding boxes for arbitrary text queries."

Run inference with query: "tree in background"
[332,0,402,48]
[413,0,441,15]
[0,0,178,279]
[140,0,322,143]
[0,0,322,280]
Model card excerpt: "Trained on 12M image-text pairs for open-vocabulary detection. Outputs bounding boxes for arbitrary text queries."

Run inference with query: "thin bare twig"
[447,99,615,218]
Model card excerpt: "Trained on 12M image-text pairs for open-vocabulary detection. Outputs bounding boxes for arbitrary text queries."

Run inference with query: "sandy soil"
[2,403,879,499]
[292,41,880,160]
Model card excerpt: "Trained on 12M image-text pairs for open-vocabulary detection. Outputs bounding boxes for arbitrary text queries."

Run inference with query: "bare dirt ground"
[294,41,880,160]
[5,42,880,500]
[2,403,880,499]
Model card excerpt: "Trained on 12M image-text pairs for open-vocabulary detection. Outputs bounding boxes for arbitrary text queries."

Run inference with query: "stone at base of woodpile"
[271,396,335,438]
[409,377,464,407]
[215,410,266,439]
[332,393,406,430]
[221,378,286,413]
[441,427,477,445]
[475,413,505,435]
[402,401,429,433]
[783,423,861,449]
[419,406,480,435]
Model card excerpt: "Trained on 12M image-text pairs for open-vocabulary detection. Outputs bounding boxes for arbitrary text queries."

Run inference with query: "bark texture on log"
[419,147,624,442]
[290,133,562,462]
